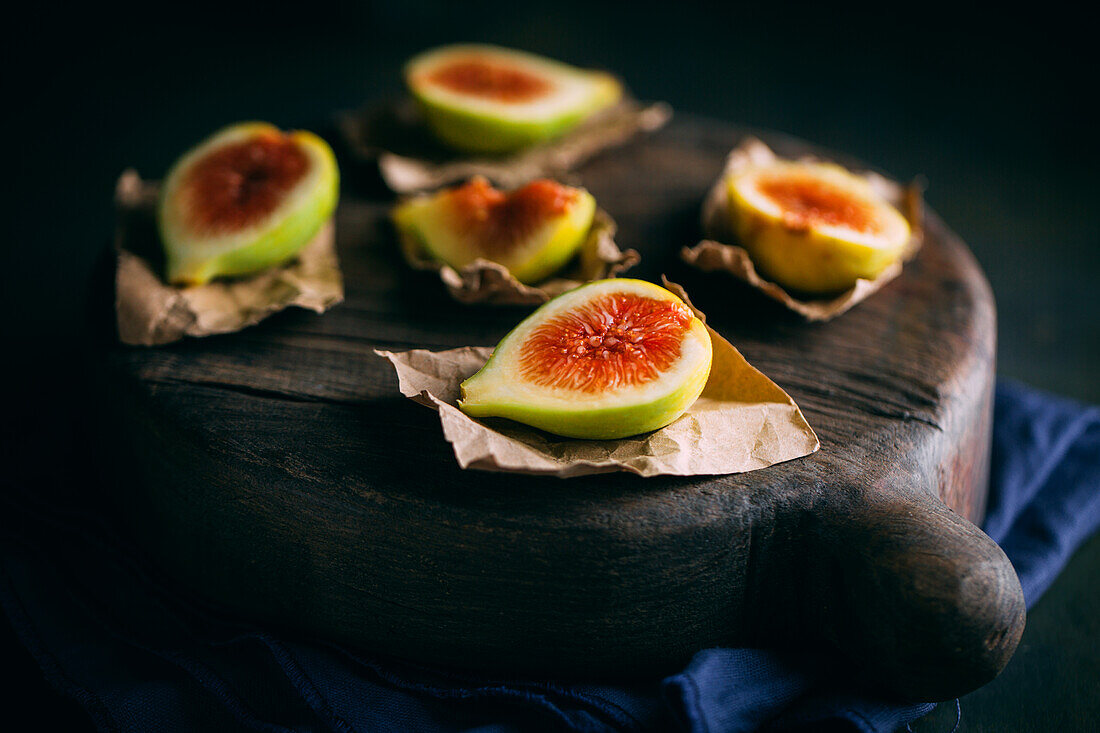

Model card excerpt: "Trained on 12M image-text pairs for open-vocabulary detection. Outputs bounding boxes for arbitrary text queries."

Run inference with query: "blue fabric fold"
[2,380,1097,733]
[984,383,1100,603]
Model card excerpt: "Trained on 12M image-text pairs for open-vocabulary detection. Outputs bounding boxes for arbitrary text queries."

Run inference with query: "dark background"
[3,3,1097,730]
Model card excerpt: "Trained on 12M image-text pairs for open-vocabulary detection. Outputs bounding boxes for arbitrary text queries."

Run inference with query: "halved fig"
[392,176,597,284]
[405,44,622,153]
[726,160,910,294]
[460,279,712,439]
[158,122,339,285]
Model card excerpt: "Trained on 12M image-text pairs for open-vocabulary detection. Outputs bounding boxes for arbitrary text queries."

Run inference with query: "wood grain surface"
[96,115,1024,702]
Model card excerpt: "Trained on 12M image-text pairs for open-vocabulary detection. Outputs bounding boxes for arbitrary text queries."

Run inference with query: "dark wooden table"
[5,4,1097,730]
[96,115,1021,703]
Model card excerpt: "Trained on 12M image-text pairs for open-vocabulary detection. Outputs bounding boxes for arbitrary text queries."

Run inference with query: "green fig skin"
[416,95,613,155]
[405,45,622,154]
[461,368,711,440]
[158,122,339,286]
[460,279,713,440]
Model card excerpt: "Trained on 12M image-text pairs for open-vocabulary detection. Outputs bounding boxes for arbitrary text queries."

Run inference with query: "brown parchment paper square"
[682,137,924,321]
[338,97,672,194]
[114,170,344,346]
[375,282,819,477]
[398,208,639,306]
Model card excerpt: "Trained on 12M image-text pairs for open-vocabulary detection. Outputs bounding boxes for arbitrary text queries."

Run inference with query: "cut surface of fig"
[519,293,694,393]
[393,176,596,284]
[754,172,881,235]
[182,134,310,235]
[727,160,910,294]
[405,45,622,153]
[158,122,339,286]
[460,279,712,439]
[425,59,554,103]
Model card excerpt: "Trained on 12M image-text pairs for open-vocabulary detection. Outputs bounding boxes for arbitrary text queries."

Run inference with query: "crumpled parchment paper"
[397,208,639,306]
[682,137,924,321]
[113,170,344,346]
[338,97,672,193]
[375,282,819,477]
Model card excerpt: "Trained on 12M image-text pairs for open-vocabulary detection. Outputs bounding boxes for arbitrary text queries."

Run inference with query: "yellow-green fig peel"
[459,279,713,439]
[158,122,339,286]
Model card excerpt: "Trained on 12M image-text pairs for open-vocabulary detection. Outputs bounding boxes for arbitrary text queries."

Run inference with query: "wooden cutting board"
[98,115,1024,702]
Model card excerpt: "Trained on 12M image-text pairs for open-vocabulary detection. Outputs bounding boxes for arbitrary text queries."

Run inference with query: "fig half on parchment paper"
[392,177,638,306]
[114,121,344,346]
[684,137,923,321]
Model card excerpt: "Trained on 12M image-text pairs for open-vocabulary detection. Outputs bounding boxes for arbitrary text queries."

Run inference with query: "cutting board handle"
[808,484,1026,700]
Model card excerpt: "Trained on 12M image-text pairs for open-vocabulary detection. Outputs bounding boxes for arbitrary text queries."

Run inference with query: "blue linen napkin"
[2,380,1098,733]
